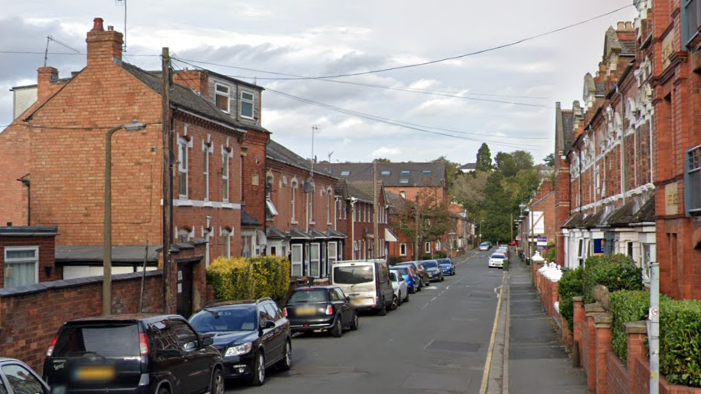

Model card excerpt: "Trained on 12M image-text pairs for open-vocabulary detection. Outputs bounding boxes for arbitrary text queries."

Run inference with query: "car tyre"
[158,387,170,394]
[392,293,400,309]
[440,276,445,282]
[210,368,225,394]
[250,351,266,386]
[350,312,359,331]
[409,285,416,294]
[277,340,292,371]
[377,297,387,316]
[404,292,410,303]
[331,316,343,337]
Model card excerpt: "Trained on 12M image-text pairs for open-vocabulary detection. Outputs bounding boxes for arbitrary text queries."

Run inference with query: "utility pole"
[649,262,660,394]
[510,212,513,242]
[373,160,379,259]
[415,193,420,259]
[161,47,172,313]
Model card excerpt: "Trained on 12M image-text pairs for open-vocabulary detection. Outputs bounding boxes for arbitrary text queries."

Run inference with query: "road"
[226,249,505,394]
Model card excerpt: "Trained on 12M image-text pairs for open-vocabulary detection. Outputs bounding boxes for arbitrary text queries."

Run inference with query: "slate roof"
[288,228,312,240]
[308,228,329,239]
[241,209,261,227]
[266,140,335,178]
[55,245,160,265]
[345,181,374,203]
[326,229,347,239]
[632,195,655,223]
[117,60,269,134]
[562,212,585,229]
[320,162,446,188]
[604,201,637,227]
[0,226,58,237]
[385,192,406,210]
[562,111,575,153]
[266,225,288,240]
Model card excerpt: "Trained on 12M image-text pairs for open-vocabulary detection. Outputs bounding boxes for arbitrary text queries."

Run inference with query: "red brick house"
[337,180,392,261]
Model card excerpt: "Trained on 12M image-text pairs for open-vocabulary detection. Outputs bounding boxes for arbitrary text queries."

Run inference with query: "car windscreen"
[288,289,329,304]
[439,262,452,266]
[491,254,506,259]
[53,322,140,357]
[190,307,258,332]
[333,265,374,284]
[422,261,438,268]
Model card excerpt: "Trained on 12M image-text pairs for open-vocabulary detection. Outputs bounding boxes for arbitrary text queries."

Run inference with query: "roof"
[385,192,406,209]
[55,245,160,265]
[604,201,637,227]
[241,209,261,227]
[562,212,585,229]
[325,229,347,239]
[0,226,58,237]
[345,181,374,203]
[308,228,329,239]
[267,139,336,178]
[288,228,312,240]
[117,60,269,134]
[632,195,655,223]
[266,225,288,240]
[320,162,446,188]
[458,163,476,171]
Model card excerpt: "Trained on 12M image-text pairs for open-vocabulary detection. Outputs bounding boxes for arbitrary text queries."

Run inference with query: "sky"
[0,0,637,166]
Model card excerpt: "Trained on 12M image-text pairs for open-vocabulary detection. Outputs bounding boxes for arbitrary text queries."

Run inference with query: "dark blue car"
[436,258,456,276]
[390,266,418,294]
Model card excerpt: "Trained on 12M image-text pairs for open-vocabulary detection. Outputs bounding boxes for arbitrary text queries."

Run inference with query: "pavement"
[486,249,589,394]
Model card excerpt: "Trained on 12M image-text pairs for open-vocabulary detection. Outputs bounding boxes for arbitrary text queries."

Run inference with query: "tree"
[543,153,555,167]
[494,152,517,178]
[375,158,391,163]
[512,150,535,171]
[481,172,512,243]
[433,156,460,190]
[475,143,493,172]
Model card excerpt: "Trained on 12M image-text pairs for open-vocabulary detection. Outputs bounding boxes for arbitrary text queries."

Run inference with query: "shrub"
[660,298,701,387]
[558,267,584,331]
[582,254,643,304]
[207,256,290,301]
[610,290,650,362]
[250,256,290,301]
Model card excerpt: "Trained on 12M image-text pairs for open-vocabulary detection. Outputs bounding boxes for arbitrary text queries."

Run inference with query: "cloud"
[371,147,401,158]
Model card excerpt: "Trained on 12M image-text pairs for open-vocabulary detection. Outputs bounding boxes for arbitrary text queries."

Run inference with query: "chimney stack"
[86,17,123,67]
[37,67,59,103]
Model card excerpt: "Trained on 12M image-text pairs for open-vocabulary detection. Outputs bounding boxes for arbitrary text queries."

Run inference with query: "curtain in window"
[5,262,36,288]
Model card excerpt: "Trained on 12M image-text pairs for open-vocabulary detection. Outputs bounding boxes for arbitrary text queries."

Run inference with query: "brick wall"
[242,131,269,225]
[0,271,163,372]
[606,350,629,394]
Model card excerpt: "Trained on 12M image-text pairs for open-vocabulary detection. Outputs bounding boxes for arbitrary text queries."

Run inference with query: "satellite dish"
[303,180,315,193]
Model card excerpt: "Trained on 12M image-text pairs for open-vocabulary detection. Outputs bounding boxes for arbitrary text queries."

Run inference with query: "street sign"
[536,236,547,250]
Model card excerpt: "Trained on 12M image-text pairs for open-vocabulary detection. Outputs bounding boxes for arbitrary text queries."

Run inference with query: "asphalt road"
[226,249,504,394]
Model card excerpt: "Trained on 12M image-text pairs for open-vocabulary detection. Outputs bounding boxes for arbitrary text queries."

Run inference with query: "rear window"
[422,261,438,268]
[288,289,329,303]
[391,267,409,276]
[491,254,506,259]
[333,265,374,284]
[53,322,140,357]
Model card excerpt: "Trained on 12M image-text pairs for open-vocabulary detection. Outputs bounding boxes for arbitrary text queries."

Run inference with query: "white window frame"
[400,243,407,256]
[328,242,338,266]
[291,244,303,277]
[222,149,231,203]
[222,228,232,258]
[291,180,298,223]
[425,242,431,254]
[310,243,321,278]
[203,140,211,201]
[215,83,230,113]
[203,228,211,266]
[326,188,332,225]
[240,91,254,119]
[4,246,39,288]
[178,137,189,199]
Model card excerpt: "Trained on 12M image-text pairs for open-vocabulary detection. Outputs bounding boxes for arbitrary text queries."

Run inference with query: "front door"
[177,262,194,318]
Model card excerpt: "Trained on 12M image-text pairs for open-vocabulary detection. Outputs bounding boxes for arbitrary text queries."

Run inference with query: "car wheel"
[409,285,416,294]
[331,316,343,337]
[396,293,402,308]
[350,312,359,331]
[277,340,292,371]
[210,368,225,394]
[158,387,170,394]
[440,276,445,282]
[404,291,410,303]
[250,351,266,386]
[377,297,387,316]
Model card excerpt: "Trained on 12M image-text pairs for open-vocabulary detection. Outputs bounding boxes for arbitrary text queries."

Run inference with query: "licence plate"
[351,299,366,306]
[77,366,115,381]
[296,307,317,316]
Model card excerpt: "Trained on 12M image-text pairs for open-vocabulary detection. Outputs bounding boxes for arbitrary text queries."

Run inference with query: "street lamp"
[104,121,146,315]
[479,219,484,245]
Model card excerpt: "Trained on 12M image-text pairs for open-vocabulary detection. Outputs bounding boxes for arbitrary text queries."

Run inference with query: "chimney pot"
[625,21,633,29]
[92,17,104,32]
[617,21,624,29]
[108,25,114,31]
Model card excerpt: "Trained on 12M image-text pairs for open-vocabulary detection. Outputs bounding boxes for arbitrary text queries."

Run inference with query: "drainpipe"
[617,84,627,204]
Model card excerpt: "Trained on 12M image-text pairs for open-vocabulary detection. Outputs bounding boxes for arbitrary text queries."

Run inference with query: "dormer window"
[215,84,230,112]
[241,91,254,119]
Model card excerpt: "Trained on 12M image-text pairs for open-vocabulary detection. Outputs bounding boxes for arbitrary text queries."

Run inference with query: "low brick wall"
[607,350,629,394]
[0,271,163,371]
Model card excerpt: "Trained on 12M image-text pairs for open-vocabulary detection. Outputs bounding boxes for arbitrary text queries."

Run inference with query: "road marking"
[479,275,507,394]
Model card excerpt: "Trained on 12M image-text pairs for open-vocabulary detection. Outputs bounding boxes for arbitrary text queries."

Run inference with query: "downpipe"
[648,262,659,394]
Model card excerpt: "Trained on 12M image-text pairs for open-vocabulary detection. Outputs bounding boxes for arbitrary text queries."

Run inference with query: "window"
[222,150,230,202]
[424,242,431,253]
[340,170,350,176]
[215,84,230,112]
[577,239,586,267]
[203,228,211,266]
[326,189,332,224]
[2,364,45,394]
[203,142,211,201]
[328,242,338,265]
[310,243,320,278]
[381,170,391,176]
[291,181,298,222]
[177,228,191,243]
[400,191,406,199]
[222,228,231,258]
[291,244,303,277]
[685,144,701,215]
[683,0,701,48]
[178,137,189,198]
[401,170,410,176]
[242,234,252,257]
[308,192,314,223]
[4,247,38,288]
[422,170,432,176]
[240,91,254,119]
[169,319,199,351]
[399,178,409,184]
[400,243,407,256]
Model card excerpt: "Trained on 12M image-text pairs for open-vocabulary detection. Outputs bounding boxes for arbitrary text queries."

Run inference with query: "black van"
[43,314,224,394]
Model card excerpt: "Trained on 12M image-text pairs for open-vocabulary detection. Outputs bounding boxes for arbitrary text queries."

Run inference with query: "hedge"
[207,256,290,301]
[557,267,583,331]
[582,254,643,303]
[660,298,701,387]
[610,290,650,362]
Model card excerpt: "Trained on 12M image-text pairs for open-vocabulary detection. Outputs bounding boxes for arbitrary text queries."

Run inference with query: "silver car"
[389,271,409,309]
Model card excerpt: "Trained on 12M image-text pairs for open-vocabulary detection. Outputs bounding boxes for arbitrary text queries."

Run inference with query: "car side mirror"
[264,320,275,329]
[201,336,214,347]
[345,296,351,302]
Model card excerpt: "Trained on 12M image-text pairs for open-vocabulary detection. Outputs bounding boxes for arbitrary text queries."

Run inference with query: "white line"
[430,296,438,302]
[421,302,430,310]
[424,339,435,349]
[446,286,450,290]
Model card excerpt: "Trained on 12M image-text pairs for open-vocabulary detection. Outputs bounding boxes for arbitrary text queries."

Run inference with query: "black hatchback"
[283,286,359,337]
[43,314,224,394]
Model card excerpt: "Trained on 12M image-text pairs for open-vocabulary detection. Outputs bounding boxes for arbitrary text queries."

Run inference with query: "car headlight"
[225,342,253,357]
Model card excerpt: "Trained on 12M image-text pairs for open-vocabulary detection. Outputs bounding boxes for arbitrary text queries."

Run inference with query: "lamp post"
[104,122,146,316]
[479,219,484,246]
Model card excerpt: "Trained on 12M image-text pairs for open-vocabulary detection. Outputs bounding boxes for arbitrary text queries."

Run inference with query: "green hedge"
[557,267,584,331]
[582,254,643,303]
[610,290,650,362]
[207,256,290,301]
[660,298,701,387]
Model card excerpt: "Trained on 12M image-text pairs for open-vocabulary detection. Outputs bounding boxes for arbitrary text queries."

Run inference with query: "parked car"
[331,260,394,316]
[489,252,507,268]
[395,261,430,287]
[421,260,444,282]
[283,285,358,337]
[436,258,456,276]
[389,271,409,309]
[44,314,225,394]
[1,358,50,394]
[390,265,419,293]
[189,298,291,386]
[479,241,492,251]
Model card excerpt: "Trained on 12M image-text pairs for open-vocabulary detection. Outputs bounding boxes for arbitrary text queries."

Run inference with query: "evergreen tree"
[475,143,493,172]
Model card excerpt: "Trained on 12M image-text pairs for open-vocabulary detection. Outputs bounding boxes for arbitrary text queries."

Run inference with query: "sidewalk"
[504,254,588,394]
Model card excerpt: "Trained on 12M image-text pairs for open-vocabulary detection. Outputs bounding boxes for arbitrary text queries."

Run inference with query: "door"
[177,262,194,318]
[262,302,285,362]
[170,318,210,393]
[331,288,352,326]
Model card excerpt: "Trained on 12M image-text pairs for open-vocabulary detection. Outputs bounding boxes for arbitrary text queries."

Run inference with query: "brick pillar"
[585,303,605,391]
[624,321,647,394]
[573,296,584,343]
[594,312,613,394]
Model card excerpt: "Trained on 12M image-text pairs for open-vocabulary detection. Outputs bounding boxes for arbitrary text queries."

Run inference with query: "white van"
[331,260,394,316]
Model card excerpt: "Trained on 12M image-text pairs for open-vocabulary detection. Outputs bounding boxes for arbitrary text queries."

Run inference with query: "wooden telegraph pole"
[373,160,379,259]
[161,47,173,313]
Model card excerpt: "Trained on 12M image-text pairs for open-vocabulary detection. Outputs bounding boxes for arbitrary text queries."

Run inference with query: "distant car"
[489,252,507,268]
[189,298,291,386]
[390,266,419,293]
[421,260,444,282]
[283,285,358,337]
[396,261,430,287]
[479,242,492,251]
[45,314,225,394]
[1,358,50,394]
[436,258,456,276]
[389,270,409,309]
